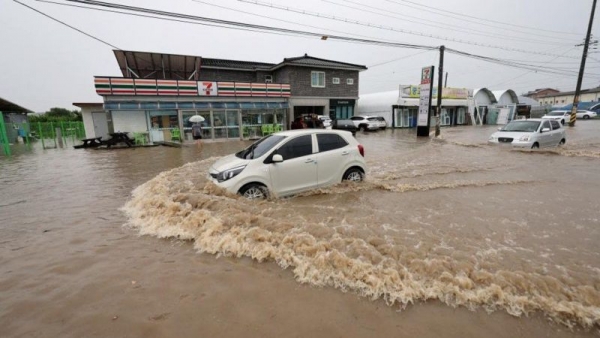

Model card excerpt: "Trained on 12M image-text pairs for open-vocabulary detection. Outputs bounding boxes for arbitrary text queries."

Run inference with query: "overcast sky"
[1,0,598,112]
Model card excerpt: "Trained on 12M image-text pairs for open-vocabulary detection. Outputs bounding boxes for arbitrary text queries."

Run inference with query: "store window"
[311,71,325,88]
[149,110,178,142]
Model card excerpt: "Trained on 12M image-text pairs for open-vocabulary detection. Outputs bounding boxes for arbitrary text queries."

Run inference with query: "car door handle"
[341,151,349,156]
[305,159,314,163]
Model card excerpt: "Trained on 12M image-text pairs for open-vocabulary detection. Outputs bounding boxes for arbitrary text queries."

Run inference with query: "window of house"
[311,71,325,88]
[332,77,340,84]
[346,78,354,85]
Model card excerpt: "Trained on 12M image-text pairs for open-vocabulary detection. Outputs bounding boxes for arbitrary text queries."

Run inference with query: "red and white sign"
[198,81,218,96]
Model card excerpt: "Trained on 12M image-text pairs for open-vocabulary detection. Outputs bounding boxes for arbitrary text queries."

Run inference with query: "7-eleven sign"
[198,81,218,96]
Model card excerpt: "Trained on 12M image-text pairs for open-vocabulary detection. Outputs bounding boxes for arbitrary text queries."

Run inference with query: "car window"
[550,120,560,130]
[277,135,313,160]
[501,121,540,132]
[350,116,362,121]
[541,121,551,130]
[317,134,349,152]
[236,135,286,159]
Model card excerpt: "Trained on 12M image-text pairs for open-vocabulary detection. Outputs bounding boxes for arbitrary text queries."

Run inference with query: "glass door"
[212,111,227,139]
[226,110,240,139]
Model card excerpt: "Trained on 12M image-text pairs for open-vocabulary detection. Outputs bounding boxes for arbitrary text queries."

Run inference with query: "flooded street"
[1,122,600,337]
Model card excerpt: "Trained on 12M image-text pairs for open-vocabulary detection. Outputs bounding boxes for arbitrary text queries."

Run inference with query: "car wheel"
[531,142,539,149]
[583,115,590,120]
[560,119,565,125]
[559,139,566,146]
[239,183,268,200]
[343,168,364,182]
[359,125,367,132]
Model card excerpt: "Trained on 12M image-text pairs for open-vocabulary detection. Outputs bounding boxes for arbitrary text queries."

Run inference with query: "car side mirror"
[541,127,550,133]
[272,154,283,163]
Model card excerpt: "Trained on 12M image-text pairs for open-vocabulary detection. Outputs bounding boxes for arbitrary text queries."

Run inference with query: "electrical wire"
[238,0,581,57]
[383,0,581,36]
[323,0,578,45]
[25,0,598,78]
[12,0,120,49]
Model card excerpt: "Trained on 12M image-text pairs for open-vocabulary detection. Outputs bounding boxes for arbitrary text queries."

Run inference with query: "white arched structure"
[473,88,497,105]
[492,89,519,105]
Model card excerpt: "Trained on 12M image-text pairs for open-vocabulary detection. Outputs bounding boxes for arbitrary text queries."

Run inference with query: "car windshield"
[548,112,566,116]
[235,135,286,160]
[500,121,540,132]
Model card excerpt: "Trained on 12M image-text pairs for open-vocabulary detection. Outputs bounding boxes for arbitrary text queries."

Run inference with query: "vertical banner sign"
[417,66,434,137]
[198,81,218,96]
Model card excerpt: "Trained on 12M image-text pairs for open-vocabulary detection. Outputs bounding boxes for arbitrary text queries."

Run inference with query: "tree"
[29,107,82,122]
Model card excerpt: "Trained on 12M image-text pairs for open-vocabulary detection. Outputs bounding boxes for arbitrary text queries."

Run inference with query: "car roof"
[273,129,352,137]
[512,118,543,122]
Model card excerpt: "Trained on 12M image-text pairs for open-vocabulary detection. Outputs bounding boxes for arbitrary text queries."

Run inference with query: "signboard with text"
[418,66,434,127]
[198,81,218,96]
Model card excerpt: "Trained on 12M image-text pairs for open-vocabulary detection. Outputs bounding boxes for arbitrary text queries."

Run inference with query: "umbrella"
[189,115,205,123]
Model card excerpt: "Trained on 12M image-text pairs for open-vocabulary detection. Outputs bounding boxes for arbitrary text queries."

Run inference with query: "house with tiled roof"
[87,50,367,143]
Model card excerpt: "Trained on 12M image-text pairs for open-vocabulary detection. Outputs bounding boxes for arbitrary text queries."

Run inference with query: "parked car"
[331,119,358,135]
[488,118,565,149]
[542,110,571,125]
[543,109,597,123]
[317,115,332,129]
[576,109,598,119]
[350,116,379,131]
[208,129,366,199]
[368,116,387,129]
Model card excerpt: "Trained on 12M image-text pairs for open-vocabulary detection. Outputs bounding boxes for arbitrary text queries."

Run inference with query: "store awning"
[103,101,289,110]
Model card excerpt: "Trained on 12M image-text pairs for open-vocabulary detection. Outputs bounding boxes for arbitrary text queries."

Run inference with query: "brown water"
[1,122,600,337]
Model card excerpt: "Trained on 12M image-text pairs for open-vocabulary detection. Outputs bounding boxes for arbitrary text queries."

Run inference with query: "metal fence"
[1,116,86,156]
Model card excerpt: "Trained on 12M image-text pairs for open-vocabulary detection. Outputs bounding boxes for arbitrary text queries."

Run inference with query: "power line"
[12,0,120,49]
[383,0,581,37]
[323,0,579,45]
[191,0,420,46]
[33,0,597,77]
[238,0,581,58]
[368,50,431,68]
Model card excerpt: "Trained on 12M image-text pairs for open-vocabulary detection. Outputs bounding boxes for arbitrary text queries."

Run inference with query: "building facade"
[359,86,526,128]
[88,50,366,143]
[536,87,600,106]
[523,88,560,101]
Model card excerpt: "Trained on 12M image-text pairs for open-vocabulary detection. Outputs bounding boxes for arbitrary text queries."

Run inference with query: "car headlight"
[488,136,496,141]
[519,135,530,141]
[217,165,246,182]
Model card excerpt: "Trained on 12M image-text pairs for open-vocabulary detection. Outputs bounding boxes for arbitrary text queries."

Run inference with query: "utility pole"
[444,72,448,88]
[569,0,597,127]
[435,45,445,137]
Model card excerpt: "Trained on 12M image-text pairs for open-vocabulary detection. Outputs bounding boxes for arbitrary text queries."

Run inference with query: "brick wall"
[198,69,257,82]
[284,66,359,97]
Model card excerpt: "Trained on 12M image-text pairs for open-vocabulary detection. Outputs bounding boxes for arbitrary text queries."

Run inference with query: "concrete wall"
[81,107,96,138]
[199,69,257,82]
[112,111,147,134]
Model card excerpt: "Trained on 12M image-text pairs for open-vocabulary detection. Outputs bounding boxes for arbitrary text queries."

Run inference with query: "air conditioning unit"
[265,75,273,83]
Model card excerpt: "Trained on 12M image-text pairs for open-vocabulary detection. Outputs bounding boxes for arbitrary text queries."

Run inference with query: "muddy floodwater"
[1,123,600,337]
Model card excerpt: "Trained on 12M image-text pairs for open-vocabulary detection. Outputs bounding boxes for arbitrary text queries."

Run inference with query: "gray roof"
[275,54,367,71]
[201,58,275,70]
[538,86,600,98]
[111,50,366,79]
[0,97,33,114]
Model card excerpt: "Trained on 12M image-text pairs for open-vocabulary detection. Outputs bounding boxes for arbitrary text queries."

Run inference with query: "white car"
[488,118,566,149]
[542,110,571,125]
[576,109,598,119]
[350,116,379,131]
[318,115,332,129]
[208,129,366,199]
[368,116,387,129]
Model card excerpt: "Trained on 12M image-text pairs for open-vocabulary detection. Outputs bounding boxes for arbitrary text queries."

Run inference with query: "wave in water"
[122,159,600,330]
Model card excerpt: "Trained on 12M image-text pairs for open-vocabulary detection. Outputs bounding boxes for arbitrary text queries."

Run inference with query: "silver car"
[488,118,566,149]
